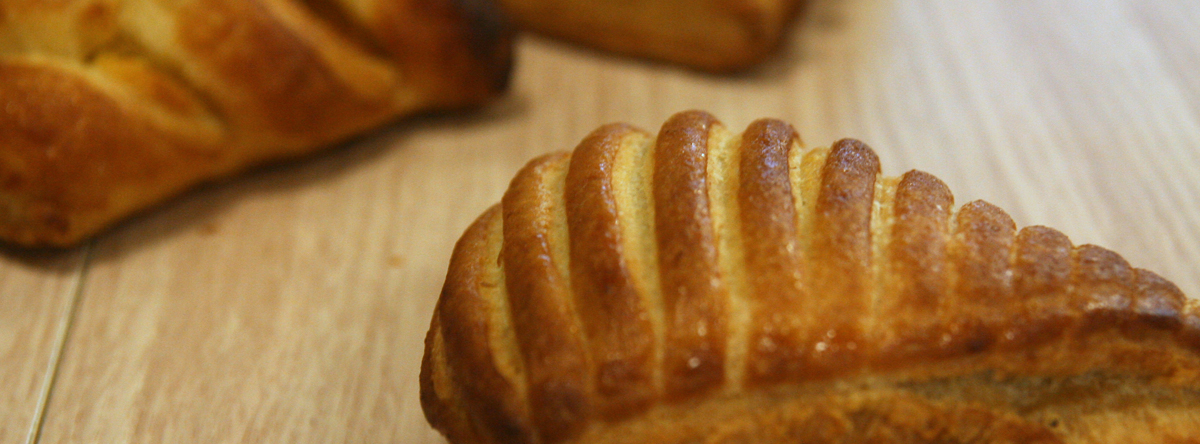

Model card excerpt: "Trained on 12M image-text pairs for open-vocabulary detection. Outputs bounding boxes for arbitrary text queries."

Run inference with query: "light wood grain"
[0,251,85,444]
[34,115,523,442]
[8,0,1200,442]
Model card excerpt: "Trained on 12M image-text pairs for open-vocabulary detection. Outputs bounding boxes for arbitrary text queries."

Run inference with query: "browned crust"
[434,206,535,443]
[1072,244,1136,330]
[717,0,808,65]
[738,118,808,385]
[565,124,657,419]
[177,0,509,140]
[653,111,729,399]
[802,138,879,378]
[369,0,513,107]
[420,311,478,444]
[175,0,386,141]
[0,0,513,246]
[1006,225,1075,349]
[891,171,954,312]
[940,201,1017,356]
[876,170,954,364]
[498,0,804,72]
[501,152,592,443]
[1184,305,1200,352]
[1132,269,1186,330]
[0,60,220,245]
[425,112,1200,444]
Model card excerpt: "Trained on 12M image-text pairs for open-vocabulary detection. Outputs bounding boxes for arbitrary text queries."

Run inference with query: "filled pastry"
[0,0,512,246]
[422,110,1200,443]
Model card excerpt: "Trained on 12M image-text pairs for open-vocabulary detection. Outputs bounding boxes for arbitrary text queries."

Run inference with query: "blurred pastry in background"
[0,0,513,247]
[498,0,805,71]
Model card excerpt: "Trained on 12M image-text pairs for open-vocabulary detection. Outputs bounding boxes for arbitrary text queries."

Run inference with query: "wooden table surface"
[4,0,1200,442]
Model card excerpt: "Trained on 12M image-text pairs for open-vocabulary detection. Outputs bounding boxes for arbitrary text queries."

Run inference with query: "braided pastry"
[421,111,1200,443]
[0,0,511,246]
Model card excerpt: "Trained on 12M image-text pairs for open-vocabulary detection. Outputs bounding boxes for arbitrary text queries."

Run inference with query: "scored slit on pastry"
[422,110,1200,444]
[0,0,511,246]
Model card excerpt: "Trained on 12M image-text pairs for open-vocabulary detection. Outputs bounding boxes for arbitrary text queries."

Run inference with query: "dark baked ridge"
[421,110,1200,443]
[0,0,511,245]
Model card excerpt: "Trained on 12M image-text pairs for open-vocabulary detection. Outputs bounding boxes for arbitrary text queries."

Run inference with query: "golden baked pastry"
[498,0,804,71]
[0,0,511,246]
[421,111,1200,443]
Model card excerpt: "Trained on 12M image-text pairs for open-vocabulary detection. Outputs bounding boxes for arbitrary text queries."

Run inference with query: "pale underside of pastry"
[0,0,511,246]
[497,0,804,72]
[421,111,1200,443]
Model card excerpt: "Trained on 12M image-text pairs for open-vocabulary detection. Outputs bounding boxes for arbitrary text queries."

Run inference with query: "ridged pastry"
[497,0,804,72]
[0,0,511,246]
[421,111,1200,443]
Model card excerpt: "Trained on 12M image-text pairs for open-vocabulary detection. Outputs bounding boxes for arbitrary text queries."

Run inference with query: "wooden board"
[0,251,85,444]
[9,0,1200,442]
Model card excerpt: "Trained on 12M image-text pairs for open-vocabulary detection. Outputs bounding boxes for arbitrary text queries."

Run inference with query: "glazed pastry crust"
[497,0,804,71]
[422,111,1200,443]
[0,0,511,246]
